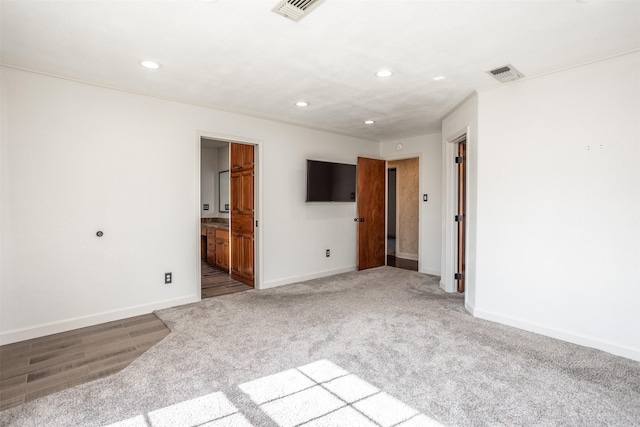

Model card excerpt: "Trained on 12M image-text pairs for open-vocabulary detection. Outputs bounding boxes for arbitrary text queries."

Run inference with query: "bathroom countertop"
[200,223,229,230]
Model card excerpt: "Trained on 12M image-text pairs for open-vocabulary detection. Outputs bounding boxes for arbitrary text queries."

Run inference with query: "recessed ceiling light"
[296,101,309,107]
[375,69,393,78]
[433,76,446,81]
[140,60,161,70]
[364,120,375,125]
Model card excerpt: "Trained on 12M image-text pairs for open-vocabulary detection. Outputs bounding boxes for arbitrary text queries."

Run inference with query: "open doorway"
[386,158,419,271]
[200,138,252,298]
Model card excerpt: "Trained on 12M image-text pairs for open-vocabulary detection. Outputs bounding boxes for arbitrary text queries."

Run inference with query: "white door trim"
[442,127,469,293]
[383,153,422,271]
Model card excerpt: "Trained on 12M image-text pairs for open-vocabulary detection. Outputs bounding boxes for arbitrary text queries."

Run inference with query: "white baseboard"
[473,307,640,362]
[395,252,418,261]
[420,268,440,276]
[0,295,199,345]
[439,280,447,292]
[260,266,357,290]
[464,301,475,316]
[439,280,457,293]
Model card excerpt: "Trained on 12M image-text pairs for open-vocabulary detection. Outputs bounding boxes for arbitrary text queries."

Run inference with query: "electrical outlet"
[326,249,330,257]
[203,204,209,210]
[165,272,172,284]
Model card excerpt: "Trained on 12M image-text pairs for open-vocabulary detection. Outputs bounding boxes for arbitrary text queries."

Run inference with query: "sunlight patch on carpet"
[104,360,442,427]
[104,391,251,427]
[239,359,443,427]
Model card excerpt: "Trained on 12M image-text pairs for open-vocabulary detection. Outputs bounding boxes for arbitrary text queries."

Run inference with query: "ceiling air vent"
[487,64,524,83]
[272,0,326,22]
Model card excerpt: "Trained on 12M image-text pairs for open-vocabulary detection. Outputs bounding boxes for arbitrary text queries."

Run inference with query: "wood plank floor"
[0,313,170,412]
[201,261,253,298]
[0,264,251,412]
[387,255,419,271]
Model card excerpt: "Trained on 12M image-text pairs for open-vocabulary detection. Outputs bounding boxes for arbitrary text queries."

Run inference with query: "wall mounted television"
[306,159,356,202]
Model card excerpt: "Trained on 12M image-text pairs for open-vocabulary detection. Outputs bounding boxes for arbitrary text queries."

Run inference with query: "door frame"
[381,153,423,271]
[386,167,398,257]
[442,127,469,294]
[196,130,263,298]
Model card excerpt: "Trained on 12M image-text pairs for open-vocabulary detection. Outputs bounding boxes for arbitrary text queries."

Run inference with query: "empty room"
[1,1,639,426]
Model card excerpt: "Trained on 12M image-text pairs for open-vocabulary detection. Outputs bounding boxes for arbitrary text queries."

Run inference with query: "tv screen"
[306,160,356,202]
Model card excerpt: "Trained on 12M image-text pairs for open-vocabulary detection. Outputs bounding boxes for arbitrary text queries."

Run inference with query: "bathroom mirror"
[219,170,230,213]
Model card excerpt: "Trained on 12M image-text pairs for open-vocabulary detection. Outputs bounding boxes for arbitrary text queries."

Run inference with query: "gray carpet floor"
[1,267,639,426]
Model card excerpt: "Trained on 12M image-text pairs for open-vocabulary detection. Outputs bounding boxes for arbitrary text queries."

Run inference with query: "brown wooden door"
[457,142,466,293]
[240,234,254,280]
[241,144,254,169]
[357,157,386,270]
[240,170,254,213]
[231,233,242,277]
[230,143,243,171]
[230,143,255,287]
[231,143,254,171]
[230,172,241,214]
[230,169,254,214]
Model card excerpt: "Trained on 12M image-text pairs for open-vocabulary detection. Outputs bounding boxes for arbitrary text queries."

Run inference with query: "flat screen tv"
[306,160,356,202]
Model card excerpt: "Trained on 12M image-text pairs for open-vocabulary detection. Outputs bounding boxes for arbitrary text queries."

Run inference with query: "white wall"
[473,51,640,360]
[200,147,218,218]
[380,133,442,275]
[217,145,229,174]
[0,67,378,343]
[216,145,230,219]
[263,137,376,287]
[200,145,230,218]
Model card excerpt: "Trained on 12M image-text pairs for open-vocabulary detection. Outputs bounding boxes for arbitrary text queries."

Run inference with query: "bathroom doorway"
[200,138,252,298]
[386,158,419,271]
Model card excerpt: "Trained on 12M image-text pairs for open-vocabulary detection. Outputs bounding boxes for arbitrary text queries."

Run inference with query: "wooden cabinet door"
[207,241,216,265]
[206,228,216,265]
[215,239,229,272]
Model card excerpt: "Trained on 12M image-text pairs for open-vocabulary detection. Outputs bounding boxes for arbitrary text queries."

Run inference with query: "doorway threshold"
[386,255,418,271]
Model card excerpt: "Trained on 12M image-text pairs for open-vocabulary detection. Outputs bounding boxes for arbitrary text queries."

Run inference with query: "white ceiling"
[2,0,639,142]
